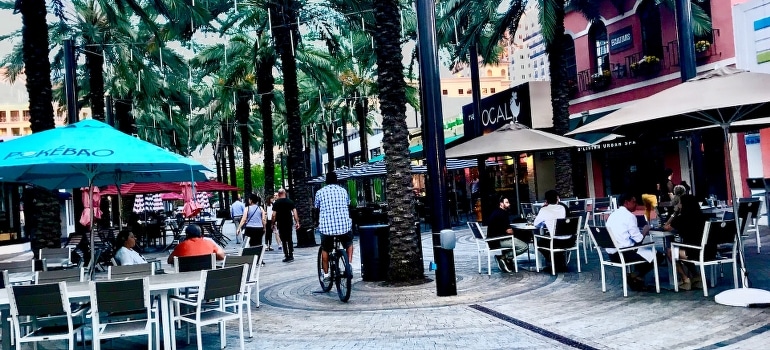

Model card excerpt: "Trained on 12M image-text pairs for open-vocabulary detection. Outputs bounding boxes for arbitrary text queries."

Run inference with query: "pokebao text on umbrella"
[4,147,115,160]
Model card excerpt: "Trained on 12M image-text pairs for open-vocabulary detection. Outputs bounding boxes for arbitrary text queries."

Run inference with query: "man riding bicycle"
[315,171,354,282]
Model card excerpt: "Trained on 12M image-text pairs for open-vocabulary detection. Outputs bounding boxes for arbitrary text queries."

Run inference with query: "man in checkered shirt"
[315,171,353,281]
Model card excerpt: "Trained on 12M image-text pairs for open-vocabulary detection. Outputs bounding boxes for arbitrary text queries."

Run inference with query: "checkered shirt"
[314,184,352,235]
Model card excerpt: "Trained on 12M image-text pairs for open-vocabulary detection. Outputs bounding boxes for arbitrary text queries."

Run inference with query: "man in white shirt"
[533,190,570,272]
[605,193,654,291]
[230,195,245,244]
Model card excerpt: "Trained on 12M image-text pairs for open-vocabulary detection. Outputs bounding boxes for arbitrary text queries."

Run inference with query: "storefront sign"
[609,26,633,54]
[462,83,533,139]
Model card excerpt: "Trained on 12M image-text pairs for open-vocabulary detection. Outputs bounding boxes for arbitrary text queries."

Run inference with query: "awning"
[369,134,464,162]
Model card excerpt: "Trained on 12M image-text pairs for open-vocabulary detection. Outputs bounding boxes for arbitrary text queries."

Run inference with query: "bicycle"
[317,235,352,302]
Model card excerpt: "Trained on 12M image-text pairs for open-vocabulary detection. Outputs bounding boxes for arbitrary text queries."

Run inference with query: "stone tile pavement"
[32,219,770,349]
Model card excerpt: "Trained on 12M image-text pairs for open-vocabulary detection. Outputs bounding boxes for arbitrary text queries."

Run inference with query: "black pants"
[244,227,265,247]
[609,251,654,279]
[265,220,273,246]
[278,225,294,258]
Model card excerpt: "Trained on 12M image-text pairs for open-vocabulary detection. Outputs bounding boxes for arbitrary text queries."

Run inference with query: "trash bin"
[358,224,390,281]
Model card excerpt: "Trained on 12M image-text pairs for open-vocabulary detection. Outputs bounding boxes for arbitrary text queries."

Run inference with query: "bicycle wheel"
[317,246,333,292]
[335,249,352,302]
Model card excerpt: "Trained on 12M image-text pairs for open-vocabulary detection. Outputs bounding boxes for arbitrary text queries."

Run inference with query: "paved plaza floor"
[31,219,770,349]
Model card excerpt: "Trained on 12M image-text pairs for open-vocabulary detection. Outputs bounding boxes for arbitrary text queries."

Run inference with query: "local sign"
[609,26,633,54]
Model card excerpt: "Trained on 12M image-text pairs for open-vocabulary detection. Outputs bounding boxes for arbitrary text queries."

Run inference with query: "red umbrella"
[161,192,184,200]
[79,186,102,227]
[186,180,240,192]
[182,183,201,218]
[101,182,179,195]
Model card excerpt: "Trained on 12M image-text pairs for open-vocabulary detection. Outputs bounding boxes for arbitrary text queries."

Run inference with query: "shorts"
[321,232,353,252]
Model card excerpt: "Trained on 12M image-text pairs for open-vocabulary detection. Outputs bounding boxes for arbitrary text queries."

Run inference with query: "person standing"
[315,172,354,281]
[272,188,300,262]
[265,194,276,251]
[230,195,245,244]
[486,196,529,272]
[238,194,266,247]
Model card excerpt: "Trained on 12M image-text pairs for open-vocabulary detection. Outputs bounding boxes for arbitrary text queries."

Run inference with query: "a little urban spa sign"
[609,26,633,54]
[462,83,533,139]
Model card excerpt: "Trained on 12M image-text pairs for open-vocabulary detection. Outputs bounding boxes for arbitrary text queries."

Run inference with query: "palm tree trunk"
[115,98,134,134]
[356,92,369,162]
[18,0,61,250]
[546,2,574,197]
[85,45,106,121]
[270,0,315,246]
[237,92,252,195]
[374,0,422,282]
[325,123,335,171]
[220,122,231,207]
[257,55,276,194]
[341,110,350,168]
[227,121,238,197]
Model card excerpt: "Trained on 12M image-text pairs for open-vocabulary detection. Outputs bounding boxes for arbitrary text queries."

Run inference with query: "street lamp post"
[416,0,456,296]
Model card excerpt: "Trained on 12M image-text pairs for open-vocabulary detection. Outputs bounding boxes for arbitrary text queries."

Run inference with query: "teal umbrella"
[0,119,209,276]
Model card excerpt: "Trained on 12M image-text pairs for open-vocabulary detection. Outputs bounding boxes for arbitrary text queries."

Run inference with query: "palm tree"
[372,0,423,282]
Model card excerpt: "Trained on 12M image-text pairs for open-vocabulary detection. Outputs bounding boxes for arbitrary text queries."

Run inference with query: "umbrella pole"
[117,185,123,230]
[714,124,770,306]
[514,154,521,217]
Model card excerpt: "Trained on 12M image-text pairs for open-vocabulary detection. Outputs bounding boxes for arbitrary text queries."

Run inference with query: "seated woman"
[663,194,708,290]
[114,230,147,266]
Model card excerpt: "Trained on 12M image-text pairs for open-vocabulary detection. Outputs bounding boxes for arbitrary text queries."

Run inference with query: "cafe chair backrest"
[241,244,265,265]
[9,281,69,319]
[567,200,586,212]
[35,267,85,284]
[224,255,258,282]
[553,217,581,238]
[703,220,738,247]
[201,264,247,300]
[738,198,761,220]
[588,226,616,250]
[174,253,216,273]
[108,263,155,280]
[90,277,150,316]
[0,259,34,275]
[467,222,486,240]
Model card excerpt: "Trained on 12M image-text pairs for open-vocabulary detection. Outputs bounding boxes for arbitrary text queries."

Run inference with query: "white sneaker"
[322,273,331,283]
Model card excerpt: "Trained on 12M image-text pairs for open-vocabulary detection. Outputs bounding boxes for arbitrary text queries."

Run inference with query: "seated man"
[486,196,529,272]
[605,193,654,291]
[533,190,570,272]
[167,224,225,264]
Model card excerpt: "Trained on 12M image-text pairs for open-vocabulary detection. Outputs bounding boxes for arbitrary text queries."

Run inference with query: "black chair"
[8,282,86,349]
[587,226,660,297]
[672,220,739,297]
[174,253,216,273]
[737,198,762,253]
[89,277,159,350]
[171,265,248,350]
[533,217,583,275]
[223,253,261,337]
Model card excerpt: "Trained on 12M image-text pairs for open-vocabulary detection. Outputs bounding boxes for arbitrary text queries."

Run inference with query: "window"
[10,110,19,122]
[0,111,6,122]
[11,127,20,136]
[23,127,31,135]
[482,88,488,94]
[491,88,496,93]
[22,110,31,122]
[442,89,448,95]
[458,89,464,95]
[589,21,610,74]
[466,89,472,94]
[638,0,663,59]
[501,69,506,77]
[0,129,6,136]
[486,69,493,76]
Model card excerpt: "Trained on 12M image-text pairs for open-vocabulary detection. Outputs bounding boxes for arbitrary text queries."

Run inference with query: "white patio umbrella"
[567,67,770,307]
[446,122,590,212]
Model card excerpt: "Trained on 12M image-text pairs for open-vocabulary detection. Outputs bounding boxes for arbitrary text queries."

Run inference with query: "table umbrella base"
[714,288,770,307]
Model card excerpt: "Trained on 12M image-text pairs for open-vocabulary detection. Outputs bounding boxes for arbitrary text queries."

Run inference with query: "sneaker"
[266,247,274,251]
[282,257,290,263]
[287,257,294,262]
[496,255,511,273]
[322,274,331,283]
[278,246,282,251]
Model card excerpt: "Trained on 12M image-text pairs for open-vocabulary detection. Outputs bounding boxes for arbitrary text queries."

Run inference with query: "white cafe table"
[1,270,202,350]
[648,230,676,289]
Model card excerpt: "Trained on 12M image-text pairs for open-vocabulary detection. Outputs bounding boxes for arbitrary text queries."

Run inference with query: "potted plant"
[695,40,711,54]
[589,70,612,90]
[630,56,661,77]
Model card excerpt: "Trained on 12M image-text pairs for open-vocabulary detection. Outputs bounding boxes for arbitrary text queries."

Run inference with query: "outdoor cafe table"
[0,270,202,350]
[510,223,541,270]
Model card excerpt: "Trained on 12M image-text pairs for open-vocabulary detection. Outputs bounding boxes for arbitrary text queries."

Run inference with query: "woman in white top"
[238,193,267,247]
[114,230,147,265]
[265,194,276,251]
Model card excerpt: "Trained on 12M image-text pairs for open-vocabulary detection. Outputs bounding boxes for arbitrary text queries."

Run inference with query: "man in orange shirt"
[167,224,225,264]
